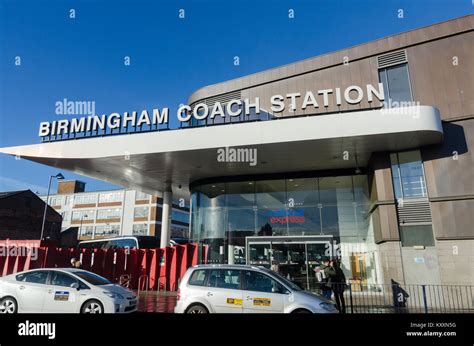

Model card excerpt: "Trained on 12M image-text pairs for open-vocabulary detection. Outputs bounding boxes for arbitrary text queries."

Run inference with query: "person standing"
[331,260,347,313]
[319,258,333,300]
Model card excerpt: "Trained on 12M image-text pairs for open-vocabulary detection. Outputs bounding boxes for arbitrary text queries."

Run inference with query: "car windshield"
[262,268,303,291]
[72,271,112,286]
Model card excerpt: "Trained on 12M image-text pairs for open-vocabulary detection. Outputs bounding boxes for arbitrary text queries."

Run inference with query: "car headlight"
[103,291,124,299]
[319,302,337,312]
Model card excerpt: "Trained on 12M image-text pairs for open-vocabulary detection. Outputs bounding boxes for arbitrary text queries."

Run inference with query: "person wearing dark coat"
[331,260,347,313]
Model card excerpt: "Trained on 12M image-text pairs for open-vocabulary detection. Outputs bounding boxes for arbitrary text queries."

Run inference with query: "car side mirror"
[71,282,80,291]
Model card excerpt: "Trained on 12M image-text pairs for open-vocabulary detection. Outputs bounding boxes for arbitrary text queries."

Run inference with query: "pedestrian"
[331,260,347,313]
[74,259,83,269]
[318,258,333,300]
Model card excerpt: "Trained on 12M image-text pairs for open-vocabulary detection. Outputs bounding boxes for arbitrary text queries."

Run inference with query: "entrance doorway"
[245,236,333,290]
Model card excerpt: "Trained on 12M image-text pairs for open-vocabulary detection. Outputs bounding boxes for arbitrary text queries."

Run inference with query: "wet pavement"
[136,292,177,313]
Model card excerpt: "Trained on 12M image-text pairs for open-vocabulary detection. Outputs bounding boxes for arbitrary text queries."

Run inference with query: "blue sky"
[0,0,472,195]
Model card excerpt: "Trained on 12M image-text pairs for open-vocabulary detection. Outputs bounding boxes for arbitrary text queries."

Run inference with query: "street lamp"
[40,173,64,241]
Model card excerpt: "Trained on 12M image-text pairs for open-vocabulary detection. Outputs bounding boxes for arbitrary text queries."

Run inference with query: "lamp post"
[79,214,89,238]
[40,173,64,241]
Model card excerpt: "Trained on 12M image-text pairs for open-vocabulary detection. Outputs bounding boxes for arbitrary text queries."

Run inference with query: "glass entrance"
[246,236,332,290]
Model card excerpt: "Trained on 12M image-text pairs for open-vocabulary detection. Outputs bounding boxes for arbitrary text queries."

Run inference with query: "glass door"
[248,242,272,268]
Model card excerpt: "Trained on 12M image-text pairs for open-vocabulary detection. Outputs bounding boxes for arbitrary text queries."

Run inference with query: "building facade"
[0,190,62,241]
[1,15,473,287]
[41,180,189,240]
[185,15,474,287]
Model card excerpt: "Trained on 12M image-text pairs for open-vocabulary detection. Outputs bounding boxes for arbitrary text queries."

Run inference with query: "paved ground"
[137,292,177,313]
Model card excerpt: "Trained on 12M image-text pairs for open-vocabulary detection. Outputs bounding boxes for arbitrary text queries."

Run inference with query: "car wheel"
[186,304,209,314]
[0,297,18,314]
[81,300,104,314]
[292,308,312,314]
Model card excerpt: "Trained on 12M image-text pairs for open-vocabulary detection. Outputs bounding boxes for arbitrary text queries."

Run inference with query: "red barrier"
[0,243,199,291]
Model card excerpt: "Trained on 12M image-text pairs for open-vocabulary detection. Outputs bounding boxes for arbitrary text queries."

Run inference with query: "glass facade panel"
[190,174,380,284]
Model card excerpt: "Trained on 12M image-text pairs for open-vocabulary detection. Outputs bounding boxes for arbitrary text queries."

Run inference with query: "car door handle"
[246,296,253,301]
[19,285,26,290]
[206,292,213,297]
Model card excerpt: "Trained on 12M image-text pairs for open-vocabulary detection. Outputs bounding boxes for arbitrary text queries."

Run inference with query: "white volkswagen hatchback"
[175,264,338,314]
[0,268,137,313]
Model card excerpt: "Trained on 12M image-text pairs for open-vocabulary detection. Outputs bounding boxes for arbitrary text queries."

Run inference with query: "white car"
[174,264,338,314]
[0,268,137,313]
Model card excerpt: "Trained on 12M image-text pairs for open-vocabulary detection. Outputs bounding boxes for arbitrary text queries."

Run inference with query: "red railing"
[0,243,199,291]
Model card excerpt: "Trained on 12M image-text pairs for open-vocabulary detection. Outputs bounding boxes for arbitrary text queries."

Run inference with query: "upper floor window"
[390,150,427,199]
[378,63,412,104]
[98,191,123,203]
[134,206,149,218]
[72,209,95,221]
[97,208,121,219]
[48,196,63,206]
[74,194,97,205]
[135,191,150,201]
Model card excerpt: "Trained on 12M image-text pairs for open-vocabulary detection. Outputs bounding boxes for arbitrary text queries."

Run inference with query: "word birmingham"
[38,83,384,137]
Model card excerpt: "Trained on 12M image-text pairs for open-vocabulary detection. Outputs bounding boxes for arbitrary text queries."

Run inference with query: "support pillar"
[160,190,172,249]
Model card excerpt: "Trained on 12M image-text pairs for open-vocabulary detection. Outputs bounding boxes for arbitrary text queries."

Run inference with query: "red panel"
[127,249,139,289]
[102,249,115,281]
[175,245,186,288]
[166,247,177,291]
[0,247,7,275]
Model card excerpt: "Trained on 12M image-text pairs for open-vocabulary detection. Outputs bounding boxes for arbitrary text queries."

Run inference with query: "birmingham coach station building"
[1,15,473,288]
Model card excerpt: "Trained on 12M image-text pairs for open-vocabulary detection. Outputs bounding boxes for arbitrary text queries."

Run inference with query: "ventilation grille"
[397,199,432,225]
[377,50,408,69]
[192,90,242,108]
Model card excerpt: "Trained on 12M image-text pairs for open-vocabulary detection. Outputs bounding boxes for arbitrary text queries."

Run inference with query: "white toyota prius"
[0,268,137,313]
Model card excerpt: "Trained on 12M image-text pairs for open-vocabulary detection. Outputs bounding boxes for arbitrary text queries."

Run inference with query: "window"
[72,210,95,221]
[378,63,412,104]
[50,271,78,287]
[136,191,150,201]
[60,211,70,221]
[390,151,427,199]
[48,196,63,206]
[16,270,49,284]
[134,206,149,218]
[243,271,285,293]
[172,210,189,224]
[74,194,97,205]
[206,270,240,289]
[72,271,111,286]
[79,226,94,237]
[188,270,207,286]
[132,224,148,235]
[97,208,121,219]
[65,196,73,207]
[108,238,138,249]
[400,225,435,247]
[99,191,123,203]
[94,224,120,237]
